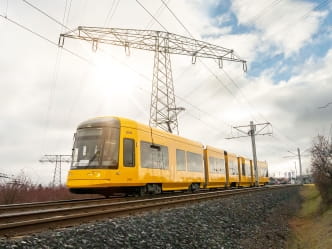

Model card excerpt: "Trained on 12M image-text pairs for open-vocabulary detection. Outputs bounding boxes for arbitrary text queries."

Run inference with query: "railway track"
[0,196,128,215]
[0,185,299,237]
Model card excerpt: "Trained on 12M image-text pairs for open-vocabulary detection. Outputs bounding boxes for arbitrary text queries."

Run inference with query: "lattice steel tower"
[59,27,246,133]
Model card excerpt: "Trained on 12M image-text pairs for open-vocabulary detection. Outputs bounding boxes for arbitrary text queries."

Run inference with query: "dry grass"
[287,184,332,249]
[0,173,98,204]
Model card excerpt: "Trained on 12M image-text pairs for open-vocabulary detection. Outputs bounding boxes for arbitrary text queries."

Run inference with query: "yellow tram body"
[257,160,269,186]
[204,146,228,189]
[66,116,269,195]
[67,116,205,194]
[225,152,240,188]
[238,157,254,187]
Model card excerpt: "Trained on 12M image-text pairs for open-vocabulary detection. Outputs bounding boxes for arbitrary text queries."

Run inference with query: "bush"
[0,172,33,204]
[311,135,332,206]
[0,172,98,204]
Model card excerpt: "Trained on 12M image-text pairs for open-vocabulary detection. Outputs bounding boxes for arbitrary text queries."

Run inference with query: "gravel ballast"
[0,187,301,249]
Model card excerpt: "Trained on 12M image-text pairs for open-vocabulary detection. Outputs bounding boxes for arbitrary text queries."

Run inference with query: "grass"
[287,184,332,249]
[0,174,99,204]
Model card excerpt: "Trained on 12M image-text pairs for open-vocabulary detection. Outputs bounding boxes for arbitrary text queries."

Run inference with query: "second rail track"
[0,184,300,237]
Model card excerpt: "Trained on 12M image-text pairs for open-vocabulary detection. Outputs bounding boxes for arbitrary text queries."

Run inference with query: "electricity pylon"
[39,154,72,187]
[226,121,272,186]
[59,27,247,133]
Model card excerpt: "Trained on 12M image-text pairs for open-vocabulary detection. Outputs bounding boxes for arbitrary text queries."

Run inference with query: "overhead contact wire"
[160,0,305,150]
[159,0,260,123]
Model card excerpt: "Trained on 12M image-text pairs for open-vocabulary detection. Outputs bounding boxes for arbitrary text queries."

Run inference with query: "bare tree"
[311,135,332,205]
[0,171,33,204]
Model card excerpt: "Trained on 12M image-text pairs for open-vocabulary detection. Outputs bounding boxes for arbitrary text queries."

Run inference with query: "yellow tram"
[66,116,268,196]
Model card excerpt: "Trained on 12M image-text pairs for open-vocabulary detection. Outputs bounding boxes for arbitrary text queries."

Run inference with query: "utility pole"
[39,155,71,187]
[226,121,272,186]
[286,148,303,184]
[297,147,303,183]
[58,27,246,134]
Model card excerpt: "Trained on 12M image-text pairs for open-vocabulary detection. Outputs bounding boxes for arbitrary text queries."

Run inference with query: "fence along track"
[0,185,299,237]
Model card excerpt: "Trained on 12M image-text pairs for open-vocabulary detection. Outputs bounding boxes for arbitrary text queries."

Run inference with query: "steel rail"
[0,185,299,237]
[0,196,125,214]
[0,191,196,214]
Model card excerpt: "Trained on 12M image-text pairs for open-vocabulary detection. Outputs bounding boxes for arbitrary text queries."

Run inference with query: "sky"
[0,0,331,185]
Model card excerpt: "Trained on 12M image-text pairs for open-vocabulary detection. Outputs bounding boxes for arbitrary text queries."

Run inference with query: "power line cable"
[50,0,75,151]
[263,0,330,39]
[17,1,148,129]
[318,101,332,109]
[254,1,331,149]
[158,0,303,152]
[136,3,233,128]
[103,0,120,27]
[238,2,331,150]
[42,0,70,153]
[160,0,193,36]
[138,0,231,130]
[220,1,331,150]
[20,0,147,128]
[0,14,90,63]
[92,44,233,131]
[159,0,260,122]
[302,0,330,19]
[89,47,231,133]
[246,0,283,24]
[161,0,304,147]
[0,12,97,154]
[42,47,63,153]
[63,0,72,29]
[136,1,240,128]
[17,0,254,139]
[5,0,9,17]
[145,0,170,30]
[136,0,168,31]
[134,0,238,132]
[103,0,116,27]
[20,0,308,165]
[22,0,71,30]
[159,1,261,124]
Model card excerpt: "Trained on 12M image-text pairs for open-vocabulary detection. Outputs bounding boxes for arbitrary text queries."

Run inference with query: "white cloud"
[232,0,327,56]
[0,0,331,185]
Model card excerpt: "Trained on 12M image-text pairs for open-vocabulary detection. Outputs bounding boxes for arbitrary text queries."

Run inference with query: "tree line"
[311,135,332,206]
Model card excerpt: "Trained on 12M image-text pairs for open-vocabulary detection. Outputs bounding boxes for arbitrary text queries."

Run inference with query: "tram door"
[121,135,137,184]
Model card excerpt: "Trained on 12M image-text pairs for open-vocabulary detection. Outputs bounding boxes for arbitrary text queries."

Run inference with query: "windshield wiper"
[88,150,100,165]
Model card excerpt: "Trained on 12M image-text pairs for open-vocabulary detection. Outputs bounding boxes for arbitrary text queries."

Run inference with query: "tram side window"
[187,152,203,172]
[258,167,263,177]
[176,149,186,171]
[242,162,246,176]
[257,166,262,177]
[245,164,251,176]
[123,139,135,167]
[209,157,225,174]
[140,141,169,169]
[209,157,216,173]
[229,159,238,175]
[260,167,268,177]
[218,158,226,174]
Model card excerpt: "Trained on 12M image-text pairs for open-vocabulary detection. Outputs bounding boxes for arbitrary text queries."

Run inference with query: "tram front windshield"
[71,127,119,169]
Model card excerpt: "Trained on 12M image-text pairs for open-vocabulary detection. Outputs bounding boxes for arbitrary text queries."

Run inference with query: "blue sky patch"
[205,0,332,83]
